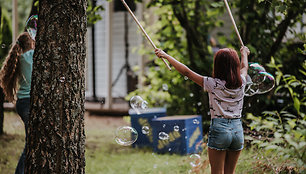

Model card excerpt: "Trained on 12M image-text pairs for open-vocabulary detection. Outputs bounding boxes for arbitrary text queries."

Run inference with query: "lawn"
[0,111,298,174]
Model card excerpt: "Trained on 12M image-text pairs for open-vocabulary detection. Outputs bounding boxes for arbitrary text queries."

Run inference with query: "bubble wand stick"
[120,0,171,71]
[223,0,244,47]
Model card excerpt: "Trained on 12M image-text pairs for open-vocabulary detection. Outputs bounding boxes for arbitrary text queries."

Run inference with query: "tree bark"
[25,0,87,173]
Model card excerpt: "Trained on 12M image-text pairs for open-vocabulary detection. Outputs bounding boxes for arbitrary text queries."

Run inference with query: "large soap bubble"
[130,95,148,114]
[26,15,38,40]
[257,72,275,94]
[248,62,266,84]
[245,63,275,97]
[115,126,138,146]
[189,154,201,167]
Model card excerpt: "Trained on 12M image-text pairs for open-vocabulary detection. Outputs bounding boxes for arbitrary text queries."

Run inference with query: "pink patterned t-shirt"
[203,75,246,119]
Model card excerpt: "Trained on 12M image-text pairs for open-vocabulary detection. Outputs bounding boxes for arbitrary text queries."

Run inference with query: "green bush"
[0,8,12,65]
[246,58,306,173]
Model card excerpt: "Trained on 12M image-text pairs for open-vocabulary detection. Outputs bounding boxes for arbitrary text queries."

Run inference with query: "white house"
[85,0,146,109]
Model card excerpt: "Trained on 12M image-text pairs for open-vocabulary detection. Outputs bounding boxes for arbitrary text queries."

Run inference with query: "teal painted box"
[151,115,203,155]
[129,108,167,148]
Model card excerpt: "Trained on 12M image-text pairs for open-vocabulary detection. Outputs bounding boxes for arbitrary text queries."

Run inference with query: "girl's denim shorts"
[207,118,244,151]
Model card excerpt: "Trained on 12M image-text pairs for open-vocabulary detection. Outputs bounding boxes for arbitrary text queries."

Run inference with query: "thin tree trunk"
[25,0,87,173]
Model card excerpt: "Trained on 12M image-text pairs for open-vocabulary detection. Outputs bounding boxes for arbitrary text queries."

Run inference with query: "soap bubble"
[174,125,180,131]
[193,119,199,125]
[158,132,169,140]
[245,63,275,97]
[130,95,148,114]
[257,72,275,94]
[184,76,189,80]
[1,44,6,48]
[245,76,259,97]
[141,126,150,134]
[115,126,138,146]
[26,15,38,40]
[248,63,266,85]
[189,154,201,167]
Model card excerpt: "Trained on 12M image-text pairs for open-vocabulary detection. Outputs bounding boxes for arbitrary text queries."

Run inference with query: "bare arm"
[155,49,204,87]
[240,46,250,77]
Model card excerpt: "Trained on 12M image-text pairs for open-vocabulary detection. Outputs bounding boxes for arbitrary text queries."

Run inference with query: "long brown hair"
[0,32,33,102]
[213,48,242,89]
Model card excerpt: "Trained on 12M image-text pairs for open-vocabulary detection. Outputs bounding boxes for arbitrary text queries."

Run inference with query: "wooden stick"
[121,0,172,71]
[223,0,244,46]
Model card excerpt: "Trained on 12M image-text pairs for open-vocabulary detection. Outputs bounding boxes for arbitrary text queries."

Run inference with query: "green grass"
[1,112,302,174]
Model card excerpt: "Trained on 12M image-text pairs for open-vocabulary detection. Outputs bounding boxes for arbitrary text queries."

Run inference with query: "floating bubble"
[1,44,6,48]
[163,124,166,128]
[248,63,266,84]
[197,102,202,106]
[115,126,138,146]
[189,154,201,167]
[141,100,148,110]
[257,72,275,94]
[245,66,275,97]
[158,132,169,140]
[193,119,199,125]
[26,15,38,40]
[130,95,148,114]
[162,84,168,91]
[174,125,180,131]
[189,93,194,97]
[141,126,150,134]
[245,83,259,97]
[184,76,189,80]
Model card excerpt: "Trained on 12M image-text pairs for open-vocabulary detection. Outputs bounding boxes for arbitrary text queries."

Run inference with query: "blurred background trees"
[128,0,305,122]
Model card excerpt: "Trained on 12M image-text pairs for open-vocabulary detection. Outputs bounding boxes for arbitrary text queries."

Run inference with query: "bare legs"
[208,147,241,174]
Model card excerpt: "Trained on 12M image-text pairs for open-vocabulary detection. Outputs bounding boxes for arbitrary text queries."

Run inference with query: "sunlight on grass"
[1,112,294,174]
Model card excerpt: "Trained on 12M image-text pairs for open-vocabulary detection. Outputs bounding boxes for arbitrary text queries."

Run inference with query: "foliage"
[87,1,104,27]
[128,0,225,119]
[246,59,306,173]
[0,8,12,65]
[0,0,32,33]
[127,0,305,121]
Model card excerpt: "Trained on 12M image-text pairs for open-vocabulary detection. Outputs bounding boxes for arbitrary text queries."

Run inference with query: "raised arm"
[155,48,204,87]
[240,46,250,77]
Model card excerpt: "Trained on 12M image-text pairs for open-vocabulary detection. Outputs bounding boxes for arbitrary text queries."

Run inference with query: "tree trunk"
[25,0,87,173]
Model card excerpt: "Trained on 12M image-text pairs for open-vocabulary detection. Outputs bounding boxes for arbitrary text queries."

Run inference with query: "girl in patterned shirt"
[155,46,250,174]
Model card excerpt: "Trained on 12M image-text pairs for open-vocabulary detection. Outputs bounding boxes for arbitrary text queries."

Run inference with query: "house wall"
[86,0,143,100]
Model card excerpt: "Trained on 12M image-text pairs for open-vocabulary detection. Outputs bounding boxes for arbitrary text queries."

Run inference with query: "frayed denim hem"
[207,145,227,151]
[207,144,244,151]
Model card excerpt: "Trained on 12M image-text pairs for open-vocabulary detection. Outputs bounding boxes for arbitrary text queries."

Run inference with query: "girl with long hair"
[155,46,250,174]
[0,32,35,174]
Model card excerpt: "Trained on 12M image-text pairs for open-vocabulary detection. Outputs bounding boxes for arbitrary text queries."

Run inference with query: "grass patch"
[1,112,302,173]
